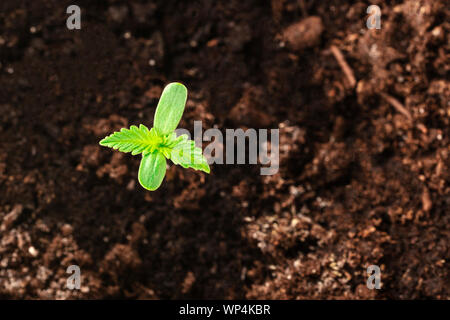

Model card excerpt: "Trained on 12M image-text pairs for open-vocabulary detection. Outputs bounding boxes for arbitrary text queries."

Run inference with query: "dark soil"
[0,0,448,299]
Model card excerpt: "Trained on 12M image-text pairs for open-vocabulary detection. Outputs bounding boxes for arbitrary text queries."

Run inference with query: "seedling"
[99,82,210,191]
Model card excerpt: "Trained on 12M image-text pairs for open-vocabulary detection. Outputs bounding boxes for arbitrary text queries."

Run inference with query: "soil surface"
[0,0,448,299]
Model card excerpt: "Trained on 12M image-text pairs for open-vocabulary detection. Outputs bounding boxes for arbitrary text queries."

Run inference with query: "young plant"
[99,82,210,191]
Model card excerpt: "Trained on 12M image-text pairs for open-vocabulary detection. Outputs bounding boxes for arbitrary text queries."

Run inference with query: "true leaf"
[138,152,167,191]
[153,82,187,136]
[169,136,210,173]
[99,124,160,156]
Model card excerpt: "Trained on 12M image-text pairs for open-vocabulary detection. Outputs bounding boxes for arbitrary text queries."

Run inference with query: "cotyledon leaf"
[138,152,167,191]
[153,82,187,136]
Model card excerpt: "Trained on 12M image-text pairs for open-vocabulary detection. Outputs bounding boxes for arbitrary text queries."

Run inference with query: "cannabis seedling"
[99,83,210,191]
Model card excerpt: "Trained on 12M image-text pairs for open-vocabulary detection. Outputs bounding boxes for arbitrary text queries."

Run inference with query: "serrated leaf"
[154,82,187,136]
[99,125,160,156]
[138,151,167,191]
[169,137,210,173]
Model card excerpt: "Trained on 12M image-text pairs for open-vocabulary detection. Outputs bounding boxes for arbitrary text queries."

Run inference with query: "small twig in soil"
[330,45,356,88]
[380,92,413,121]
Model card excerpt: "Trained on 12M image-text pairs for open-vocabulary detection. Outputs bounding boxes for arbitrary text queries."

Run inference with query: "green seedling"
[99,82,210,191]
